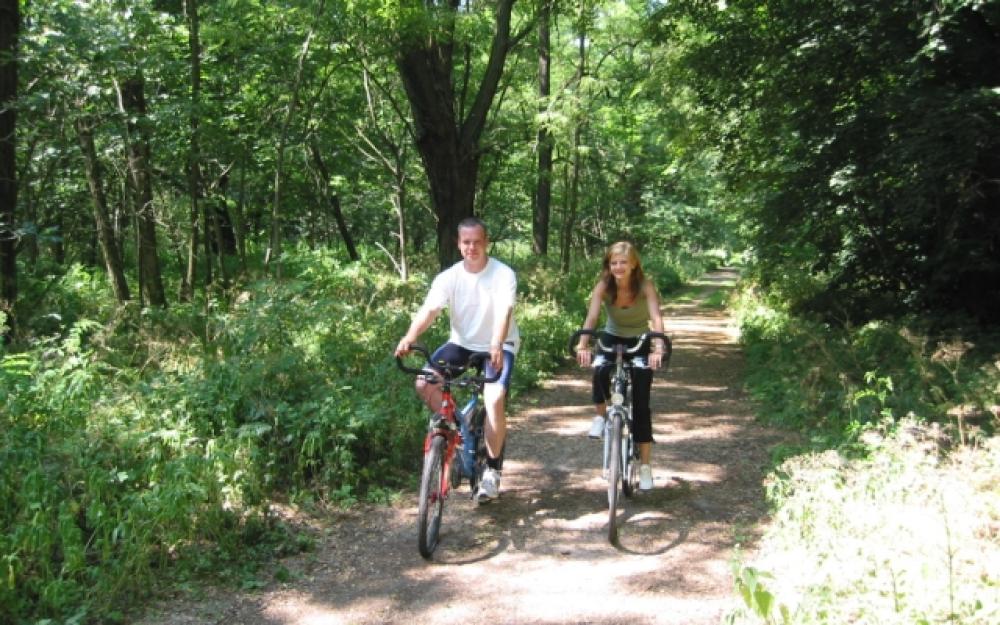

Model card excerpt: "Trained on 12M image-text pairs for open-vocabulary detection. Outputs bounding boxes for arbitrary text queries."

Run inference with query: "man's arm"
[489,305,514,370]
[395,305,442,357]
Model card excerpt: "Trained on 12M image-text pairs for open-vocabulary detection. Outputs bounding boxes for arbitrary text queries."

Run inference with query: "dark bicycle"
[569,329,672,543]
[396,344,500,559]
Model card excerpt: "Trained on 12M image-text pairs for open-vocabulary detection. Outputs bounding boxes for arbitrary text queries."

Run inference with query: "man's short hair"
[457,216,488,236]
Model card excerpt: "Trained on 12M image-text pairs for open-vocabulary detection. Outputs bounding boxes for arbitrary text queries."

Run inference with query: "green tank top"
[603,287,649,337]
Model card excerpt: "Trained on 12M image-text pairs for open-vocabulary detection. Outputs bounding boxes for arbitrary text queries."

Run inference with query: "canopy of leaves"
[658,0,1000,329]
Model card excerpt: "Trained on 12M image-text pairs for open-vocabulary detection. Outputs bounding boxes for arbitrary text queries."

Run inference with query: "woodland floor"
[137,267,791,625]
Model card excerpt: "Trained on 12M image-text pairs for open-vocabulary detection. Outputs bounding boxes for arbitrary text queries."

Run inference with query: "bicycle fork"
[602,407,625,478]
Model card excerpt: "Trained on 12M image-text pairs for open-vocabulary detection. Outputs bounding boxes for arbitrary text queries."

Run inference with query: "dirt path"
[138,267,788,625]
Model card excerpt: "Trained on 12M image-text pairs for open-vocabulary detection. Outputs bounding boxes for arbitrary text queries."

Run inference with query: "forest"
[0,1,998,624]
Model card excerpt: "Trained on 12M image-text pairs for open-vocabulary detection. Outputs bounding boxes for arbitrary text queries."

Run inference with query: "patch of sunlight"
[518,404,590,418]
[667,317,737,334]
[541,377,590,390]
[654,424,744,440]
[539,509,609,531]
[265,594,394,624]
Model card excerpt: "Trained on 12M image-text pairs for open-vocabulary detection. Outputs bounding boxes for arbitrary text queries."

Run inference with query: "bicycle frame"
[602,345,635,489]
[396,345,499,558]
[424,380,463,498]
[423,377,488,495]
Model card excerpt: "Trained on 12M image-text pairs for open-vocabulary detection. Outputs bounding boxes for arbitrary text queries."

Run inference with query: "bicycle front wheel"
[621,416,637,497]
[607,411,623,544]
[418,434,447,559]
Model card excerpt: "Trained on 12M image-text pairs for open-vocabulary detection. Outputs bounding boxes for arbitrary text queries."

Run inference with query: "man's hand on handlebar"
[394,338,415,358]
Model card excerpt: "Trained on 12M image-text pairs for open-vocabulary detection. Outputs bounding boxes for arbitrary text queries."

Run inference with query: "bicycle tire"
[607,410,623,543]
[470,407,488,495]
[417,435,447,559]
[621,415,636,497]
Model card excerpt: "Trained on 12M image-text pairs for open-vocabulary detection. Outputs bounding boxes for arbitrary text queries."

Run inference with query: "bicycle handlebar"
[568,329,673,369]
[395,343,503,385]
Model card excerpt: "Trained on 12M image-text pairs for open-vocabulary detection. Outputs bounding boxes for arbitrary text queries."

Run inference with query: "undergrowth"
[0,243,700,624]
[727,420,1000,625]
[727,286,1000,625]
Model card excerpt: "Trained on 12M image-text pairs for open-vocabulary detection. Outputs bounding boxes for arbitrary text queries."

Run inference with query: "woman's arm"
[644,279,667,367]
[575,282,605,366]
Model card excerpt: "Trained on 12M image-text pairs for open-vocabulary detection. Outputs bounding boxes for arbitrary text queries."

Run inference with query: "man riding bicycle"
[394,217,520,502]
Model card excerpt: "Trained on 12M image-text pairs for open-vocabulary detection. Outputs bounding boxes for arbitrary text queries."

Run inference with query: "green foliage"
[726,420,1000,625]
[659,0,1000,328]
[2,244,686,623]
[735,286,1000,447]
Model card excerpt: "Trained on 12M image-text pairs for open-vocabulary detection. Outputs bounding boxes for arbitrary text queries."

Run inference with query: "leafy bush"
[726,420,1000,625]
[735,287,1000,446]
[730,284,1000,624]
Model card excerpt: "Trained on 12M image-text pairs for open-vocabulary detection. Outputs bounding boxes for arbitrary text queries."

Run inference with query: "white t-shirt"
[420,257,520,354]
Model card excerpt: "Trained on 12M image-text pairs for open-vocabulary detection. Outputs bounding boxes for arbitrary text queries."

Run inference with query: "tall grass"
[735,290,999,449]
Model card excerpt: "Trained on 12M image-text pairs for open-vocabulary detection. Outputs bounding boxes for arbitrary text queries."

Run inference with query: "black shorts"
[430,342,515,389]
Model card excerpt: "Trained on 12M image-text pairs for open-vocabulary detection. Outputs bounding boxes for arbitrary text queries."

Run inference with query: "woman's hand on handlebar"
[570,328,597,367]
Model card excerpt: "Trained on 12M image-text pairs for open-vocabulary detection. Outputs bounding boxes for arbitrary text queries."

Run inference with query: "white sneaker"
[639,465,653,490]
[588,416,605,439]
[477,468,500,501]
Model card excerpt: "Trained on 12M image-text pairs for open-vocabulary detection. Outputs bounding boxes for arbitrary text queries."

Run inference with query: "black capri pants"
[591,333,654,444]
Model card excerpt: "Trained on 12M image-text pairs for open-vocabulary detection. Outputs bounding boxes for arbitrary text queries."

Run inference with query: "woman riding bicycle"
[574,241,667,491]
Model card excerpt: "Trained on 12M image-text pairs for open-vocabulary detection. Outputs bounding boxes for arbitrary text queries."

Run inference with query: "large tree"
[120,73,167,307]
[533,0,552,256]
[394,0,532,268]
[0,0,17,335]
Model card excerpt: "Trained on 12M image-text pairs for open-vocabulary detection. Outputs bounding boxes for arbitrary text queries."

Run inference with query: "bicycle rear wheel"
[418,434,447,558]
[468,407,486,491]
[606,411,623,543]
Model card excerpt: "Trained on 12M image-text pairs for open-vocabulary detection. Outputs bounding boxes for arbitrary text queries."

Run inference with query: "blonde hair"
[600,241,645,303]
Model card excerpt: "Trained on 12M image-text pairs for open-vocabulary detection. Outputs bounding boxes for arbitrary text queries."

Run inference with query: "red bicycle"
[396,344,499,558]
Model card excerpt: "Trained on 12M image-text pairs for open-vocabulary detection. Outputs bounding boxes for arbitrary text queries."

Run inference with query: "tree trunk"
[560,19,587,273]
[75,118,131,303]
[396,0,519,270]
[533,1,552,257]
[181,0,202,302]
[266,2,323,274]
[201,187,212,286]
[0,0,18,336]
[561,124,581,273]
[120,74,167,307]
[233,157,248,271]
[307,138,359,261]
[355,67,411,277]
[211,201,229,288]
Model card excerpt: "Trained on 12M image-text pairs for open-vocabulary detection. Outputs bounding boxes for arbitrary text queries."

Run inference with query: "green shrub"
[735,287,1000,446]
[726,420,1000,625]
[0,244,694,623]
